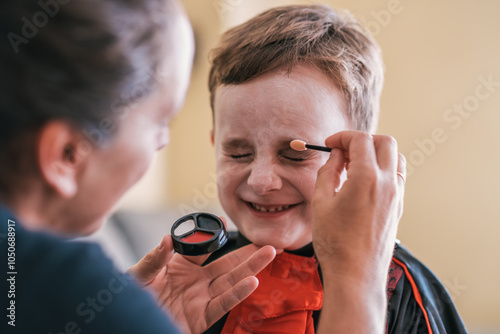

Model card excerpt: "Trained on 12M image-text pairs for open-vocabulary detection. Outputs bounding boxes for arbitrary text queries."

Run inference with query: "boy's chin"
[242,231,311,251]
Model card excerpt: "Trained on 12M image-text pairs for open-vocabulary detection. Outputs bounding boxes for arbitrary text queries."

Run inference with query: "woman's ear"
[36,121,88,198]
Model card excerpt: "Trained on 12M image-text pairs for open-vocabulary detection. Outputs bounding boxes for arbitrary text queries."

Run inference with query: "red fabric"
[222,252,323,334]
[387,259,404,300]
[385,259,405,334]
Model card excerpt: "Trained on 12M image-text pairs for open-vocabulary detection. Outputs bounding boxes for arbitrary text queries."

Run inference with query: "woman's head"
[0,0,194,234]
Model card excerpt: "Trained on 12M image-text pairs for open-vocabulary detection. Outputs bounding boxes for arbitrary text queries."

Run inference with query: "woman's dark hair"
[0,0,176,196]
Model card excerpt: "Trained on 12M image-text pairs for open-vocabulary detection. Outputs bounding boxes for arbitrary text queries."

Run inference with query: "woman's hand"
[128,235,276,333]
[312,131,406,334]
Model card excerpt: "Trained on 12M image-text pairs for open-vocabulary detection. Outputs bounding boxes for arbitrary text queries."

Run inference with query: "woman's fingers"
[206,245,276,295]
[202,245,275,327]
[208,245,275,298]
[373,135,398,172]
[395,153,407,220]
[204,244,275,278]
[324,131,377,169]
[315,148,347,199]
[396,153,407,186]
[205,276,260,328]
[181,253,212,266]
[325,131,399,173]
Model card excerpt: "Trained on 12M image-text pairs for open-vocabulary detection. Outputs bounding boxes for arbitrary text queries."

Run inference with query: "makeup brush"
[290,139,332,153]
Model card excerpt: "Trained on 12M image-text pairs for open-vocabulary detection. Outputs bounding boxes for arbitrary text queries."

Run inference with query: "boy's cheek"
[285,168,320,197]
[216,163,247,186]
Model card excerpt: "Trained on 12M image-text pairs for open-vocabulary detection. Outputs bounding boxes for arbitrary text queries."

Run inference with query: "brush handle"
[305,144,332,152]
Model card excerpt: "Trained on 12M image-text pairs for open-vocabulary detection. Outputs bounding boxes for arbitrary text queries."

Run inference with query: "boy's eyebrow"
[221,138,252,150]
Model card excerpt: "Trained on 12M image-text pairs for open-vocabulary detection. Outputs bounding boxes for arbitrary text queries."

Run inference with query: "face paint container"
[171,212,228,256]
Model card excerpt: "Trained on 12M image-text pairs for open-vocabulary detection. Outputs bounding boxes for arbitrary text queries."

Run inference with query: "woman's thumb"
[127,234,174,286]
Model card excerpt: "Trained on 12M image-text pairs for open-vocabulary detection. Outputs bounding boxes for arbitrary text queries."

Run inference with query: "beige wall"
[120,0,500,331]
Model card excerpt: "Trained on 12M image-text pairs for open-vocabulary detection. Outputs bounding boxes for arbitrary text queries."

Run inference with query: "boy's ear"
[36,121,87,198]
[210,129,214,146]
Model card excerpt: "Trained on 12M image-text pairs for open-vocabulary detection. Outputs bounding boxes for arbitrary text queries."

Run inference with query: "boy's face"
[213,64,351,250]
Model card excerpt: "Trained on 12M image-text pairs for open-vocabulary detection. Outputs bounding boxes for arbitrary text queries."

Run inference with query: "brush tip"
[290,139,307,151]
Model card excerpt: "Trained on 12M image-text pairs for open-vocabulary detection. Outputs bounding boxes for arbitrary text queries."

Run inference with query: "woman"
[0,1,275,333]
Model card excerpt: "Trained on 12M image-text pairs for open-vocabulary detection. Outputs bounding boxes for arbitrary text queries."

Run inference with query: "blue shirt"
[0,206,180,334]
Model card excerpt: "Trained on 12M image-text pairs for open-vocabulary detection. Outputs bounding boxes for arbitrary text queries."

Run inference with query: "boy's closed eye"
[230,153,252,159]
[279,148,316,162]
[222,139,254,160]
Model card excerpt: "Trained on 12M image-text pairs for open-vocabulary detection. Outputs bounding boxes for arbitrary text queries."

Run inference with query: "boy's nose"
[247,161,282,195]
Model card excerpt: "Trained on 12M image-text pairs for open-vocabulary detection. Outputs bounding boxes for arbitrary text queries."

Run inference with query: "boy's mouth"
[247,202,299,213]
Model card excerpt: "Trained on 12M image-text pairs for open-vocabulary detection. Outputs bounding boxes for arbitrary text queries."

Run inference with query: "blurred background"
[86,0,500,332]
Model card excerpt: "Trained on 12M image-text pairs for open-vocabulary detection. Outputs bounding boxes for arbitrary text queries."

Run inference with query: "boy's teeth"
[251,203,291,212]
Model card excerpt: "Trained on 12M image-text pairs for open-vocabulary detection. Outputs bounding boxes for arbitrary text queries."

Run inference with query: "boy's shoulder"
[388,243,467,334]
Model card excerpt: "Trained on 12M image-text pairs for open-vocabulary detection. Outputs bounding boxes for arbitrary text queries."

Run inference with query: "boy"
[205,4,466,333]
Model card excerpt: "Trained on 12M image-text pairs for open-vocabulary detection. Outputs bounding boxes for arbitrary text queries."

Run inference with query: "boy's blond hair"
[209,4,384,132]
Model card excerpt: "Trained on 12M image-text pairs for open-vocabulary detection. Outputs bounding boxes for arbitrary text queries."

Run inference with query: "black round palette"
[170,212,228,256]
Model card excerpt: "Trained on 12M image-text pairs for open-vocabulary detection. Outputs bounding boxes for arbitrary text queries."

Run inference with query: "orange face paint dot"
[181,231,214,243]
